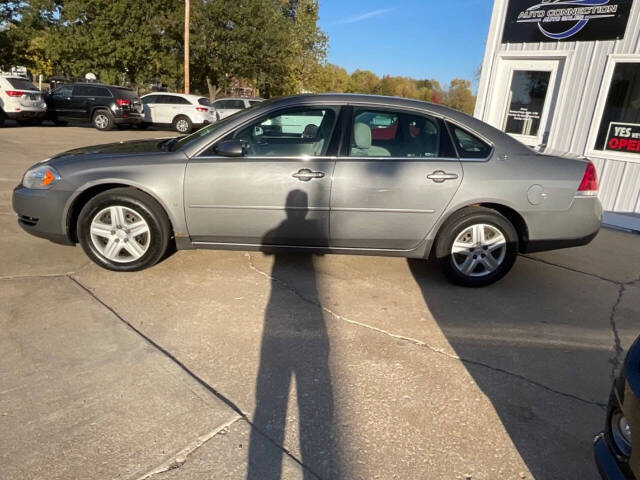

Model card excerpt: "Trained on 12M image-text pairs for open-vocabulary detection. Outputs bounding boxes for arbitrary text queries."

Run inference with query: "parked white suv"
[211,97,264,120]
[0,76,47,127]
[140,93,217,133]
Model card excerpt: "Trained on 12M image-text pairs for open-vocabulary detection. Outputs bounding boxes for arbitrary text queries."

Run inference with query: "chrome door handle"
[292,168,325,182]
[427,170,459,183]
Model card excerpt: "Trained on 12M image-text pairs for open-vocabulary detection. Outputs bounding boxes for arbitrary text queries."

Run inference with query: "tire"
[434,207,518,287]
[92,109,114,131]
[172,115,192,134]
[17,118,43,126]
[77,187,171,272]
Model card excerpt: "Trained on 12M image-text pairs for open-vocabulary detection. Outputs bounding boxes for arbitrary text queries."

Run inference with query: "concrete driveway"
[1,124,639,480]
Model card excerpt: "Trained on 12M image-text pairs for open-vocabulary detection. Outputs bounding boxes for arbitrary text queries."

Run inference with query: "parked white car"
[140,92,216,133]
[0,75,47,127]
[211,97,264,120]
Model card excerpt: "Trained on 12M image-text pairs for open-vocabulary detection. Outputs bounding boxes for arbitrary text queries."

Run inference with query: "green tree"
[308,62,349,93]
[347,69,379,94]
[191,0,326,99]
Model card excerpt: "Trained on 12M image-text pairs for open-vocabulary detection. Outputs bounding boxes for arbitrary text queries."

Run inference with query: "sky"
[318,0,494,91]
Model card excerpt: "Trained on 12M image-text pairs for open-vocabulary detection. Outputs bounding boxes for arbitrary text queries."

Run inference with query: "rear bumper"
[12,185,74,245]
[5,110,46,120]
[594,433,634,480]
[114,113,143,125]
[521,196,602,253]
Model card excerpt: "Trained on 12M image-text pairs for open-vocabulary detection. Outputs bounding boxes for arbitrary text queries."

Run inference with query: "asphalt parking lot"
[1,123,639,480]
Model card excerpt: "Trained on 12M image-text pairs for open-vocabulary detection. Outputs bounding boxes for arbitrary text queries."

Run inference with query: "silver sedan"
[12,94,602,286]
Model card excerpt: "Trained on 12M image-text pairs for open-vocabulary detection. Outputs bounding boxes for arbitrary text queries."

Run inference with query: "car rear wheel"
[93,110,114,131]
[77,188,171,272]
[173,115,192,134]
[435,207,518,287]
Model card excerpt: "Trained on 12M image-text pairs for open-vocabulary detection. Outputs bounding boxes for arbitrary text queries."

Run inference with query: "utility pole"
[184,0,190,94]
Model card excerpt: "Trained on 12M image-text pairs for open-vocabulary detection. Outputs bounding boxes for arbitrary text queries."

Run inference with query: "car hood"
[51,138,174,160]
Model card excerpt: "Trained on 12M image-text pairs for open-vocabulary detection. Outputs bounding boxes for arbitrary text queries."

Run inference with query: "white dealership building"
[475,0,640,231]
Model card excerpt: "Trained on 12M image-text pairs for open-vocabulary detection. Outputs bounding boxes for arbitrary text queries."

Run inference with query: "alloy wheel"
[90,206,151,262]
[94,113,109,129]
[451,223,507,277]
[176,119,190,133]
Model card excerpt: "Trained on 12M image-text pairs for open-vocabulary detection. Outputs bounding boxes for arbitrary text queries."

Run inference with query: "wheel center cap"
[115,229,127,240]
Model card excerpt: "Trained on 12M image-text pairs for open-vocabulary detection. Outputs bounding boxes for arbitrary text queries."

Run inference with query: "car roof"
[56,82,133,90]
[142,92,207,100]
[215,97,263,101]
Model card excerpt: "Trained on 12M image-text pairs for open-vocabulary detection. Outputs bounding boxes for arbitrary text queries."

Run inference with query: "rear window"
[6,78,38,91]
[115,87,139,100]
[198,97,212,106]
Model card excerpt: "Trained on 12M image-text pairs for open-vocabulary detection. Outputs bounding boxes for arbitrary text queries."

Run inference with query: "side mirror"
[215,139,244,157]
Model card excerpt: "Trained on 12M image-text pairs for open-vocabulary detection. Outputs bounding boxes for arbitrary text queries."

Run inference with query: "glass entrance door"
[490,59,563,147]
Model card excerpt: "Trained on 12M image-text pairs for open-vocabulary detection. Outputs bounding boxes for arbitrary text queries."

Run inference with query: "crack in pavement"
[133,415,242,480]
[523,256,640,385]
[66,274,323,480]
[245,253,609,409]
[0,260,93,281]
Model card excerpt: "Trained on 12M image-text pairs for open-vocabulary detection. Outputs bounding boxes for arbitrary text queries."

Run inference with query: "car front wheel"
[77,188,171,272]
[435,207,518,287]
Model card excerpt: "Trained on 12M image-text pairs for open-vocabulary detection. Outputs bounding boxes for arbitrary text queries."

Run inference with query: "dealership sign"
[606,122,640,154]
[503,0,633,43]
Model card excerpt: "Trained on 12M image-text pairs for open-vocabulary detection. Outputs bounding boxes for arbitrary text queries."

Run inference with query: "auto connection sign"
[502,0,633,43]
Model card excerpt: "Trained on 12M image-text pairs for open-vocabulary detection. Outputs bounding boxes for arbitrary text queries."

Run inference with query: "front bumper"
[594,433,634,479]
[12,185,74,245]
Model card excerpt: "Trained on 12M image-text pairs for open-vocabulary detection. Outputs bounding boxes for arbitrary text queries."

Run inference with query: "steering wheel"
[239,139,254,156]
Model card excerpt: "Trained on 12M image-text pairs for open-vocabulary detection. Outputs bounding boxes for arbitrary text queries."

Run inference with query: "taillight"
[195,107,208,112]
[6,90,24,97]
[577,162,598,196]
[116,98,131,107]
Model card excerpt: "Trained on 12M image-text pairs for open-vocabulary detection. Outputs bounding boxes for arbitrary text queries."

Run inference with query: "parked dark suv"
[45,83,143,130]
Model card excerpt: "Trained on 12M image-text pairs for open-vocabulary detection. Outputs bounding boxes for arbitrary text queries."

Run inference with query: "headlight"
[22,165,61,189]
[611,410,632,457]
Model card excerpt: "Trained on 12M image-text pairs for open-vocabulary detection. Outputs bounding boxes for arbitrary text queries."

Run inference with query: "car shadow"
[247,190,340,479]
[407,257,606,479]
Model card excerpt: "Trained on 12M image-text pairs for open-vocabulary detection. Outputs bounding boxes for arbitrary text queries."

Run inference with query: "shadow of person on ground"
[407,258,608,479]
[247,190,339,480]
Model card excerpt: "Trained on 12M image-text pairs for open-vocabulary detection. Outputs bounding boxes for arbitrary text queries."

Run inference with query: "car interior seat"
[351,122,391,157]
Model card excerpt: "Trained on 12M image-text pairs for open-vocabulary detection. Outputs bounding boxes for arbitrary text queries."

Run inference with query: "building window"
[595,62,640,154]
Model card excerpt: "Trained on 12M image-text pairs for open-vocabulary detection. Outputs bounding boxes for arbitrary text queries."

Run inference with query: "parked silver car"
[12,94,602,286]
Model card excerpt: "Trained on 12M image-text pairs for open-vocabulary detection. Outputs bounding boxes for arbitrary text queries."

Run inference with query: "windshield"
[170,103,261,151]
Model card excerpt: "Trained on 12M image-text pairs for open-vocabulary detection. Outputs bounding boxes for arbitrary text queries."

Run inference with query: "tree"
[191,0,326,99]
[444,78,476,115]
[347,69,379,94]
[308,62,349,93]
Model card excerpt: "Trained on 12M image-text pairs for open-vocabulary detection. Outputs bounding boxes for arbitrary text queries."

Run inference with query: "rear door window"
[88,86,111,97]
[170,96,191,105]
[349,108,456,158]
